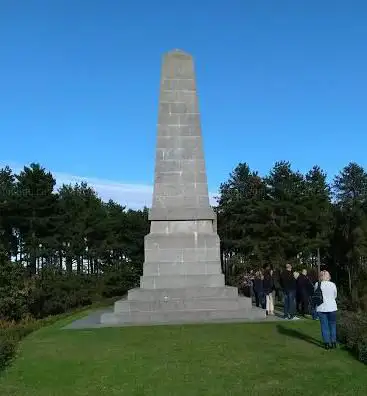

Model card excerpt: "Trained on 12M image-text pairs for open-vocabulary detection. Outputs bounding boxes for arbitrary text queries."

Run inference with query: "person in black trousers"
[253,271,265,309]
[296,269,314,316]
[280,263,298,320]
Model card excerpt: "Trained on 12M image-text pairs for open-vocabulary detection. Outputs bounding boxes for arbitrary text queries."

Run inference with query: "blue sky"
[1,1,366,208]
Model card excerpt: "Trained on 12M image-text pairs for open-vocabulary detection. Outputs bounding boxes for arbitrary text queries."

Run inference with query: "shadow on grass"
[276,324,323,347]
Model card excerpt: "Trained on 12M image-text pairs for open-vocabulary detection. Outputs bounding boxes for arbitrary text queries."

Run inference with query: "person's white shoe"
[291,316,300,320]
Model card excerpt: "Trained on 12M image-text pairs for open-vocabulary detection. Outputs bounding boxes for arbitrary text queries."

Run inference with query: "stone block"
[143,261,221,276]
[153,182,208,198]
[154,170,207,185]
[156,136,202,150]
[181,247,219,262]
[180,159,206,173]
[161,79,196,91]
[100,304,265,326]
[158,112,180,126]
[149,219,215,233]
[144,233,219,250]
[140,274,225,289]
[113,297,249,313]
[179,113,201,127]
[127,286,239,301]
[159,90,178,103]
[157,125,201,137]
[156,147,203,161]
[144,248,183,264]
[148,208,216,221]
[170,102,198,114]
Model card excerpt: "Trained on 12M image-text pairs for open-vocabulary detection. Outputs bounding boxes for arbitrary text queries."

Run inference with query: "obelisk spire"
[99,50,265,326]
[149,50,214,221]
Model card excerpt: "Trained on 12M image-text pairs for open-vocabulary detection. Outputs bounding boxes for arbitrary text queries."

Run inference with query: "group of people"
[243,264,338,349]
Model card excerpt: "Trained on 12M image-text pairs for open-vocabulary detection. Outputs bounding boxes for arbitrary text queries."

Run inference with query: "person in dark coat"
[253,271,265,309]
[296,269,314,316]
[280,263,298,320]
[273,269,283,304]
[263,268,275,315]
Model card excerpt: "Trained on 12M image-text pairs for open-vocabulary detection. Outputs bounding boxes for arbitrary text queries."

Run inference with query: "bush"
[338,311,367,364]
[0,261,30,322]
[0,318,41,371]
[99,264,140,298]
[0,337,16,370]
[26,267,136,319]
[1,258,141,322]
[28,270,99,318]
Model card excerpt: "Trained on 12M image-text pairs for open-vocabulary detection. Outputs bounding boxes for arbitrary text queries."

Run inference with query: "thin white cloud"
[0,162,217,209]
[55,171,154,209]
[54,171,218,209]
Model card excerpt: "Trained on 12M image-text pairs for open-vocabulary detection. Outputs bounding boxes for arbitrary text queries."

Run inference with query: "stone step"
[100,307,266,326]
[140,274,225,289]
[114,297,252,313]
[127,286,239,301]
[144,232,220,250]
[143,260,222,276]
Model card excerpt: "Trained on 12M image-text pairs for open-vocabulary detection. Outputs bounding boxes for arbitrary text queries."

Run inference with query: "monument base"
[100,286,266,326]
[98,50,267,327]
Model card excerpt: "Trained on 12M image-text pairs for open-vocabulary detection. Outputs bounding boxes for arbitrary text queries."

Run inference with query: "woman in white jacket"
[314,271,338,349]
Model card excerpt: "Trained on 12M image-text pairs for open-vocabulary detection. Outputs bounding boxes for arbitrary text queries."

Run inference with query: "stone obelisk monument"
[101,50,265,325]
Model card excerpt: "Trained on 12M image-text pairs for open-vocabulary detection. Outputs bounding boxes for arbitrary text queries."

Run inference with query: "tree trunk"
[347,266,352,295]
[77,256,81,274]
[66,256,72,273]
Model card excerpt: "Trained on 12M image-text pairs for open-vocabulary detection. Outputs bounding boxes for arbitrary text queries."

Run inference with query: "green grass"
[0,314,366,396]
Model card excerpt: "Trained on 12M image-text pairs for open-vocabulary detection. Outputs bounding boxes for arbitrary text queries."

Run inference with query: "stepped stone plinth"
[100,50,265,326]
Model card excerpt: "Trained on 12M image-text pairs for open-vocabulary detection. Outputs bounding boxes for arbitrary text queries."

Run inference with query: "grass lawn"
[0,313,366,396]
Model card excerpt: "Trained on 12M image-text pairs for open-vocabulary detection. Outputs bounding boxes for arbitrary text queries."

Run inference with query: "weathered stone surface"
[141,274,225,289]
[127,286,239,301]
[151,50,211,215]
[142,51,221,290]
[113,296,251,313]
[100,305,264,326]
[99,50,266,326]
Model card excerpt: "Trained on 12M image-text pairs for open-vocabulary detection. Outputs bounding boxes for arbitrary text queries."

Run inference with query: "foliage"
[0,316,55,371]
[217,161,367,310]
[337,311,367,364]
[0,162,148,323]
[0,260,30,322]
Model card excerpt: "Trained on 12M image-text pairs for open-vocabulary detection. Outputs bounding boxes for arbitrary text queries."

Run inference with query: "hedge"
[338,311,367,364]
[0,317,55,371]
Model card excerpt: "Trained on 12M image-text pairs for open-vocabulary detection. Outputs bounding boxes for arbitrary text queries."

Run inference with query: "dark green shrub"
[338,311,367,364]
[27,270,99,318]
[0,318,40,371]
[0,337,16,370]
[0,261,30,322]
[358,335,367,364]
[100,265,139,298]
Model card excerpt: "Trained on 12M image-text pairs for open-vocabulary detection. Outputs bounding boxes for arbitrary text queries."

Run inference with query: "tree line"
[0,163,148,273]
[0,163,149,320]
[1,160,367,321]
[216,160,367,310]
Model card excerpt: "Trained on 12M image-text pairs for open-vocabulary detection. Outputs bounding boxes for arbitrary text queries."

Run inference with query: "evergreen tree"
[333,163,367,297]
[260,161,306,263]
[14,163,58,274]
[303,166,333,267]
[217,163,266,271]
[0,166,17,259]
